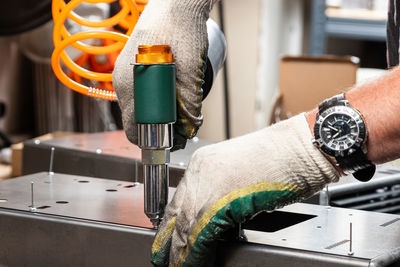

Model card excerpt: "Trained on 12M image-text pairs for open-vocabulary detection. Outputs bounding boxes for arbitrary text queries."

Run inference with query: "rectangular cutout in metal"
[242,211,316,233]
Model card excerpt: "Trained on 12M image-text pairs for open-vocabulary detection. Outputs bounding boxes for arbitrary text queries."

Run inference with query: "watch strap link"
[318,93,346,113]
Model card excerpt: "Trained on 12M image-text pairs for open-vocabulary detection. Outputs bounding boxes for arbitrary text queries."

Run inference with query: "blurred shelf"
[310,0,387,56]
[325,7,386,41]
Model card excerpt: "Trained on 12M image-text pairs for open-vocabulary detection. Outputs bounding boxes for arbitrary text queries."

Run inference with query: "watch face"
[314,105,366,157]
[320,113,358,151]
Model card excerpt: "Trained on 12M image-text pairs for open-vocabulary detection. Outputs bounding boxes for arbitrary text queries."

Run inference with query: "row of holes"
[36,201,69,210]
[77,180,137,191]
[0,180,139,205]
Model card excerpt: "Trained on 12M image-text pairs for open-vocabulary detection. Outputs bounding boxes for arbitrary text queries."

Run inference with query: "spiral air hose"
[51,0,147,100]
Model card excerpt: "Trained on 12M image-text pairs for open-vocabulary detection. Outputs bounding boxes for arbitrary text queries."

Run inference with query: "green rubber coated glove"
[151,114,340,266]
[113,0,215,150]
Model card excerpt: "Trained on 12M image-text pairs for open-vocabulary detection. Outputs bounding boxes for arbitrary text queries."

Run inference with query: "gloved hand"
[151,114,340,266]
[113,0,215,150]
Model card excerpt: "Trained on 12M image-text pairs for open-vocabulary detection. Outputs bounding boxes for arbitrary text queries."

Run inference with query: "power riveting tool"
[134,45,176,228]
[134,20,227,228]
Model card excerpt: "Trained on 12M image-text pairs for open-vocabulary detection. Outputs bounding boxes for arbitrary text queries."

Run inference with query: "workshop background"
[0,0,390,173]
[5,1,400,266]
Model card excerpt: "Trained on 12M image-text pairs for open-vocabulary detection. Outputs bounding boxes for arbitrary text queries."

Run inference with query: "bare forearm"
[306,66,400,164]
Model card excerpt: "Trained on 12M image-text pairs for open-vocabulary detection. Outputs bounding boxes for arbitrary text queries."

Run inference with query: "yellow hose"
[51,0,145,100]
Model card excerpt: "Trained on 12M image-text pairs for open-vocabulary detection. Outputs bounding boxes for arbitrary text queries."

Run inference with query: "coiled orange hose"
[51,0,147,100]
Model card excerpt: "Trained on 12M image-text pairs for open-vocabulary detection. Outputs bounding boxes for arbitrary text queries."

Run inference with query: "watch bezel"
[313,105,367,158]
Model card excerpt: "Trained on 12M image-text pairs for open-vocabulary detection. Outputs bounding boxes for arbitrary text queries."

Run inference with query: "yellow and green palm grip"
[151,183,301,266]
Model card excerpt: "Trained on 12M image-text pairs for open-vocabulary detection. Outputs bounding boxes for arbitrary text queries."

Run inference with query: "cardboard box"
[271,56,359,123]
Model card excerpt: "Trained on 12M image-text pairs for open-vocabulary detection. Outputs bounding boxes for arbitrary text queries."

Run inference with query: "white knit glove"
[113,0,214,150]
[151,114,340,266]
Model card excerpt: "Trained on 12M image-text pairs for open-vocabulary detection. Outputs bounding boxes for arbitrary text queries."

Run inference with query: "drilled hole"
[37,205,51,209]
[317,226,322,229]
[0,199,8,203]
[281,239,287,241]
[56,201,69,204]
[106,189,117,192]
[78,180,89,183]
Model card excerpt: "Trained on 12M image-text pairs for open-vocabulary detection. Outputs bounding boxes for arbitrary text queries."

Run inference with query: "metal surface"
[144,164,168,226]
[29,181,36,212]
[141,149,170,165]
[325,17,386,41]
[243,203,400,263]
[22,131,212,186]
[138,123,173,149]
[0,172,175,228]
[138,123,173,227]
[48,146,55,174]
[348,222,354,256]
[1,173,400,266]
[0,209,157,267]
[206,19,227,84]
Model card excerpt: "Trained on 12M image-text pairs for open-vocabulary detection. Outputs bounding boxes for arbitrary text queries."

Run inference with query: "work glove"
[113,0,215,150]
[151,114,340,266]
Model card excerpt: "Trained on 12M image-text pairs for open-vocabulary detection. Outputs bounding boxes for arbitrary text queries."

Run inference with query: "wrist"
[305,109,317,136]
[345,89,381,164]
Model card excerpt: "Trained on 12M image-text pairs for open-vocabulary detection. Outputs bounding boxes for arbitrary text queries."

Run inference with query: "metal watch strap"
[319,93,346,113]
[317,93,375,182]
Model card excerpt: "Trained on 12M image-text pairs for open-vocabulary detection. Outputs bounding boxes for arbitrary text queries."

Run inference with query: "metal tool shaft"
[138,123,172,228]
[144,164,168,227]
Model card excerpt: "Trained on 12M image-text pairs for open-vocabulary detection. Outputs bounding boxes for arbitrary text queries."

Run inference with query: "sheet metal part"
[22,131,211,186]
[242,204,400,262]
[0,172,174,228]
[1,173,400,266]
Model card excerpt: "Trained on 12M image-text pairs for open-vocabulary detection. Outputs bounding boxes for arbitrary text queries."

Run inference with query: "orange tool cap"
[136,45,174,64]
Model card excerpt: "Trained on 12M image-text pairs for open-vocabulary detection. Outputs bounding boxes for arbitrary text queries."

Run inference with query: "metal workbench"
[1,172,400,266]
[22,131,211,186]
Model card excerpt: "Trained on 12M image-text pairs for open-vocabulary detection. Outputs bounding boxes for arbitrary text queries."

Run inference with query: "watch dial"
[320,113,359,151]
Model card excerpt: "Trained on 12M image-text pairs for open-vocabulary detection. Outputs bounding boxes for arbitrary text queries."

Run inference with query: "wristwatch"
[312,93,376,182]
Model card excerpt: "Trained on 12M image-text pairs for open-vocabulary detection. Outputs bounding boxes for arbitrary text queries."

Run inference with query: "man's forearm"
[306,66,400,164]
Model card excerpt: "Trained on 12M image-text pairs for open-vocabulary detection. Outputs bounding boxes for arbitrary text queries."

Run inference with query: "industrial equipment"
[1,172,400,266]
[134,45,176,227]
